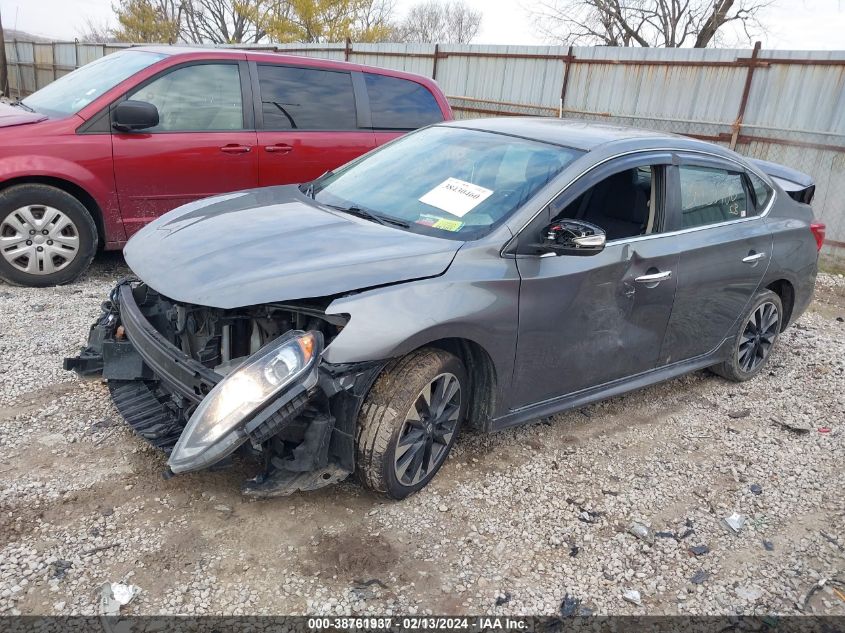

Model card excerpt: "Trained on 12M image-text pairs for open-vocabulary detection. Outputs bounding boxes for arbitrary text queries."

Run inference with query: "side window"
[258,65,356,130]
[364,73,443,130]
[129,64,243,131]
[678,166,749,228]
[747,171,773,214]
[551,166,659,241]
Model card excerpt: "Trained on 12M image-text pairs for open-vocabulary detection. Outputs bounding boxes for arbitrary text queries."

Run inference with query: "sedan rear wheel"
[356,348,467,499]
[711,289,783,382]
[0,184,97,287]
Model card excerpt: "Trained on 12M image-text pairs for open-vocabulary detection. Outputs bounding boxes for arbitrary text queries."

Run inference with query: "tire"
[711,289,783,382]
[356,348,468,500]
[0,184,98,287]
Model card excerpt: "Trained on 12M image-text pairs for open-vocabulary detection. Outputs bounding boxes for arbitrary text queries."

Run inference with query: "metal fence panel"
[54,43,78,69]
[564,46,748,140]
[350,43,434,77]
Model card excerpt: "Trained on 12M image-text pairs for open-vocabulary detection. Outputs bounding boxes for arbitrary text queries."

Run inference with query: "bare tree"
[180,0,272,44]
[352,0,400,41]
[529,0,773,48]
[443,0,482,43]
[400,0,482,43]
[77,17,118,42]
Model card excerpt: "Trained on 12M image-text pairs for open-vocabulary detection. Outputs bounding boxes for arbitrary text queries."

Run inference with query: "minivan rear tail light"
[810,222,826,251]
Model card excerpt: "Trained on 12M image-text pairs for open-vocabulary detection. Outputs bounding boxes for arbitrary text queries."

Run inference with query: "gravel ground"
[0,254,843,617]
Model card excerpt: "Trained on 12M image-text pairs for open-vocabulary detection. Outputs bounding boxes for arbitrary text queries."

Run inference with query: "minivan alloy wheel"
[393,372,461,486]
[0,205,80,275]
[738,301,779,372]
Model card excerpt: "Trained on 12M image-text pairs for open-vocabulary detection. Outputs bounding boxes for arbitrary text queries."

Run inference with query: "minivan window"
[129,63,244,131]
[258,65,356,130]
[364,73,443,129]
[312,126,582,240]
[22,50,166,118]
[678,166,749,229]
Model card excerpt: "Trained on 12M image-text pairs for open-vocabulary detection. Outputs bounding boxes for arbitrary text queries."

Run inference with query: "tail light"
[810,222,826,251]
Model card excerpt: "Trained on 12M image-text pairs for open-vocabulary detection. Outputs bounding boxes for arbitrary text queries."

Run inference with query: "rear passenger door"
[363,73,446,146]
[251,63,375,186]
[659,156,773,365]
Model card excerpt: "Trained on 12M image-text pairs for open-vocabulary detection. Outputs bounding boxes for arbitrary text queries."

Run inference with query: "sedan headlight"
[168,330,322,474]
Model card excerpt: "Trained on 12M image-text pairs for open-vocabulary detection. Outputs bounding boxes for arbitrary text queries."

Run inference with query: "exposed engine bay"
[65,279,385,497]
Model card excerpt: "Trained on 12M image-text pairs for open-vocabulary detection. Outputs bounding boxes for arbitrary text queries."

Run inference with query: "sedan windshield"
[22,50,166,118]
[312,126,582,239]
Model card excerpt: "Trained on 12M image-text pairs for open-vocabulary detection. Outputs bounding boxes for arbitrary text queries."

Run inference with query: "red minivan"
[0,47,452,286]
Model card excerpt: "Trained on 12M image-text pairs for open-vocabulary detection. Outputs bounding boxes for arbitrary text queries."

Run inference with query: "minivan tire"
[356,348,467,500]
[711,289,783,382]
[0,184,97,287]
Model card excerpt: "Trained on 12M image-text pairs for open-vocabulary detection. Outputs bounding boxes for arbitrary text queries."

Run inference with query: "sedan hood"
[0,102,48,127]
[124,186,462,309]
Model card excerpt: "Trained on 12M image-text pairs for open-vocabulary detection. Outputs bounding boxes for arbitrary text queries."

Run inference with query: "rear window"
[365,73,443,130]
[258,65,356,130]
[678,166,750,228]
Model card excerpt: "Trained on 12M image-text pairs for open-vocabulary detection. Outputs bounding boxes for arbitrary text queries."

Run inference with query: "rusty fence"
[5,40,845,266]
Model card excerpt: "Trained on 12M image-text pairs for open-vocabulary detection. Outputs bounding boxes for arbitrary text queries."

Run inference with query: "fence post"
[432,43,440,80]
[731,40,761,150]
[51,41,57,86]
[344,37,352,62]
[0,11,7,97]
[559,45,574,118]
[13,39,22,98]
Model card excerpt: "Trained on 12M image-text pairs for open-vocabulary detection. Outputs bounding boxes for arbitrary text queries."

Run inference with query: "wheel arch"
[409,336,497,432]
[0,176,106,248]
[765,278,795,331]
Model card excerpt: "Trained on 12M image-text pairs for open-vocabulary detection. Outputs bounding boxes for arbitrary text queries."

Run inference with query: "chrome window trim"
[503,147,777,255]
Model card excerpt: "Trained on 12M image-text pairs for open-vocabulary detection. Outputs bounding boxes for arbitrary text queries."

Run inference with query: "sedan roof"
[442,117,691,152]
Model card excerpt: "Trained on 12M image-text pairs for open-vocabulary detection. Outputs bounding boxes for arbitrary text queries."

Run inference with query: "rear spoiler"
[749,158,815,205]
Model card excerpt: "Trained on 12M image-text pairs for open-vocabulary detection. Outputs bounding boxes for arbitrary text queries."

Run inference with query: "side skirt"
[489,337,734,432]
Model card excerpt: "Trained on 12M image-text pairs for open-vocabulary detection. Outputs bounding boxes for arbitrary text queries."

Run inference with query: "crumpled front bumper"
[64,281,381,496]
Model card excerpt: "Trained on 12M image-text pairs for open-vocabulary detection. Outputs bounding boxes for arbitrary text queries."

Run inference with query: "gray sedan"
[66,118,824,500]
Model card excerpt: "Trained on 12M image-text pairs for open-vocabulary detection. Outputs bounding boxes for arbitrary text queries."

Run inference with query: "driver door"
[510,152,680,409]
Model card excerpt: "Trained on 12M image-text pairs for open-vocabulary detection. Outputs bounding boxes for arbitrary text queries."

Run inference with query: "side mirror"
[113,100,159,132]
[534,219,606,256]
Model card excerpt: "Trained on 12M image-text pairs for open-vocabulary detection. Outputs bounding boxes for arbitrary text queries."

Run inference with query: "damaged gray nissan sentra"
[65,118,824,499]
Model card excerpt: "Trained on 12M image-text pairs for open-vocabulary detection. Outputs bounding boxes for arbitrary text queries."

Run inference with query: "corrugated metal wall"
[5,40,845,266]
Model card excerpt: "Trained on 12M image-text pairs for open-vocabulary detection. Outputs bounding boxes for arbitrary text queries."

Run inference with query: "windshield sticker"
[433,218,464,231]
[419,177,494,218]
[415,214,465,232]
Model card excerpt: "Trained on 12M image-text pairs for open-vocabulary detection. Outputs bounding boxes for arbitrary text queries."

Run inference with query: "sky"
[2,0,844,49]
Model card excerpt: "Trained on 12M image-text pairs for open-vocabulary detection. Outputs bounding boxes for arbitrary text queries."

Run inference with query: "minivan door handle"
[265,143,293,154]
[635,270,672,283]
[220,144,251,154]
[742,252,766,264]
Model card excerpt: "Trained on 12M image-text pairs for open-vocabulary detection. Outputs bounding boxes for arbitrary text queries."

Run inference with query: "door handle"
[264,143,293,154]
[220,144,251,154]
[742,252,766,263]
[635,271,672,283]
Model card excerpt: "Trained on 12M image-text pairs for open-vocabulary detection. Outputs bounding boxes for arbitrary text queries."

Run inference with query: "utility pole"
[0,10,8,97]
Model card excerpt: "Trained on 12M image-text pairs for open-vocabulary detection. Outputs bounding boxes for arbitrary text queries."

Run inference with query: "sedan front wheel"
[356,348,467,500]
